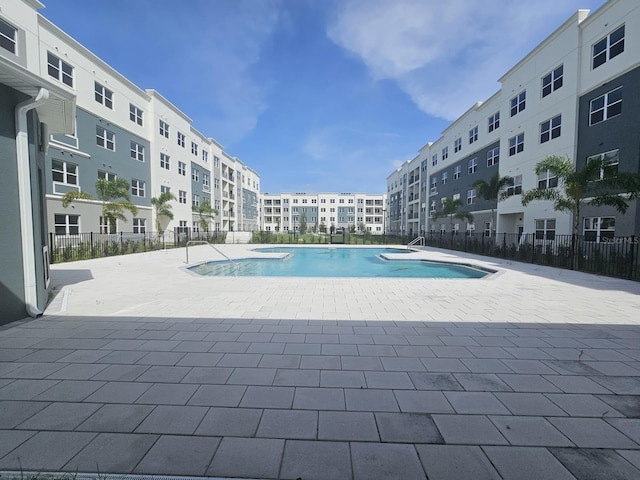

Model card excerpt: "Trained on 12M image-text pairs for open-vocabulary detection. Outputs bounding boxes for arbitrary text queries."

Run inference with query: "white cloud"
[327,0,603,121]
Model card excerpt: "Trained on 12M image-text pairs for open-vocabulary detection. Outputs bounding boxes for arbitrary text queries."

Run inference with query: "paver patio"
[1,244,639,479]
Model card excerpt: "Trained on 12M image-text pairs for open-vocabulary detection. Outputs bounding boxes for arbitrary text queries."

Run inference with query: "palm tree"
[472,173,513,237]
[522,154,640,268]
[62,177,138,232]
[151,191,176,233]
[195,199,218,232]
[432,198,474,236]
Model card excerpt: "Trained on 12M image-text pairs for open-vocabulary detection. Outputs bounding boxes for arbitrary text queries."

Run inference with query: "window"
[592,25,624,69]
[202,150,208,163]
[432,154,438,166]
[47,52,73,87]
[509,133,524,156]
[453,165,461,180]
[98,170,116,182]
[130,141,144,162]
[441,171,448,184]
[538,169,558,189]
[542,65,563,97]
[584,217,615,242]
[177,132,185,147]
[540,115,561,143]
[506,175,522,196]
[192,168,199,182]
[178,220,188,233]
[160,185,171,194]
[52,159,78,186]
[192,194,200,208]
[100,216,116,234]
[510,90,526,116]
[467,157,478,174]
[589,87,622,125]
[96,126,115,151]
[467,189,476,205]
[452,193,460,201]
[179,190,187,204]
[587,149,620,180]
[178,161,186,176]
[0,18,17,54]
[535,219,556,240]
[214,156,220,168]
[54,214,79,235]
[133,218,146,234]
[160,153,170,170]
[430,176,437,194]
[131,179,145,197]
[214,178,220,189]
[442,146,449,160]
[203,173,210,191]
[487,147,499,167]
[159,120,170,138]
[488,112,500,132]
[129,104,143,126]
[94,82,113,109]
[454,137,462,153]
[469,126,478,144]
[191,142,198,156]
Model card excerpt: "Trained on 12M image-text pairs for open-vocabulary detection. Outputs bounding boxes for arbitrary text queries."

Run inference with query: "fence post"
[630,235,636,280]
[48,232,55,264]
[502,233,507,258]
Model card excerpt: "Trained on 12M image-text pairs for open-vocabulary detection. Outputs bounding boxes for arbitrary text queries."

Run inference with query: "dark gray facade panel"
[242,189,258,220]
[46,108,152,207]
[577,65,640,236]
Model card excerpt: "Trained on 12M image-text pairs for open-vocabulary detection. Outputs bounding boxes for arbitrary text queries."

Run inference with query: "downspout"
[15,88,50,317]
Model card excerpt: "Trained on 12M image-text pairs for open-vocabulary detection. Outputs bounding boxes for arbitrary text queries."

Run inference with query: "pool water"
[189,247,490,279]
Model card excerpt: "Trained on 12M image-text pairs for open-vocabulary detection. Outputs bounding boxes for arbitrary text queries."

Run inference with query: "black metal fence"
[249,231,411,245]
[423,232,639,281]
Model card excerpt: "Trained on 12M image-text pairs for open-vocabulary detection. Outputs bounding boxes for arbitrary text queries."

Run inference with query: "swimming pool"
[188,247,491,278]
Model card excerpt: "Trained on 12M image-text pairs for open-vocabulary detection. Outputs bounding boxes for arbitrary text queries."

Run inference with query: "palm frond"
[521,188,563,206]
[61,190,93,208]
[587,194,630,214]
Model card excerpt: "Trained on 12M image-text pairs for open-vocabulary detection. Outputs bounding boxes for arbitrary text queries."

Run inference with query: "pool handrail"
[185,241,240,270]
[407,236,425,249]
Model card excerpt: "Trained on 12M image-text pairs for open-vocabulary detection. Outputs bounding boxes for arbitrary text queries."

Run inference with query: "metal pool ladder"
[407,236,425,249]
[185,241,240,270]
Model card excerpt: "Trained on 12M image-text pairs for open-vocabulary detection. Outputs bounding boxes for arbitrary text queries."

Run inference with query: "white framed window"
[130,141,144,162]
[133,218,146,234]
[47,52,73,87]
[506,175,522,196]
[453,165,461,180]
[592,25,624,70]
[94,82,113,109]
[466,223,476,235]
[508,133,524,156]
[159,120,170,138]
[214,178,220,189]
[192,168,199,182]
[442,146,449,160]
[535,219,556,240]
[484,222,492,237]
[177,132,185,147]
[487,147,499,167]
[52,159,78,186]
[467,189,476,205]
[538,170,558,189]
[178,161,186,176]
[214,156,220,167]
[440,223,446,234]
[160,185,171,194]
[179,190,187,204]
[430,176,437,194]
[454,137,462,153]
[203,173,210,191]
[192,194,200,208]
[100,215,116,234]
[191,142,198,156]
[178,220,188,233]
[589,87,622,125]
[96,126,115,151]
[160,153,170,170]
[510,90,526,116]
[202,150,208,163]
[588,149,619,180]
[432,154,438,166]
[129,104,143,126]
[441,171,448,184]
[542,65,563,97]
[0,17,17,54]
[540,115,561,143]
[584,217,615,242]
[54,214,79,235]
[467,157,478,174]
[488,111,500,132]
[131,179,145,197]
[98,170,116,182]
[192,221,200,233]
[469,126,478,144]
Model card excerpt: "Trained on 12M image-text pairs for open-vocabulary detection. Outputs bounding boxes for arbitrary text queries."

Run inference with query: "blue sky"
[42,0,607,194]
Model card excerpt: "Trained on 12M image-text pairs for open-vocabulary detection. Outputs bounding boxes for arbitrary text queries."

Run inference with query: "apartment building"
[388,0,640,240]
[261,193,386,234]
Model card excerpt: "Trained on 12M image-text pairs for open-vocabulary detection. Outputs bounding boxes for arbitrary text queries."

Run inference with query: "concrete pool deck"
[1,244,640,479]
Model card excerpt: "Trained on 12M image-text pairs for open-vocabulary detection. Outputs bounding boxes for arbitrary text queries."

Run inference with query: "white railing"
[185,241,240,270]
[407,236,425,249]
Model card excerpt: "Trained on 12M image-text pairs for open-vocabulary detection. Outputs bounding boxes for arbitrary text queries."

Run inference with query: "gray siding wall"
[577,66,640,237]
